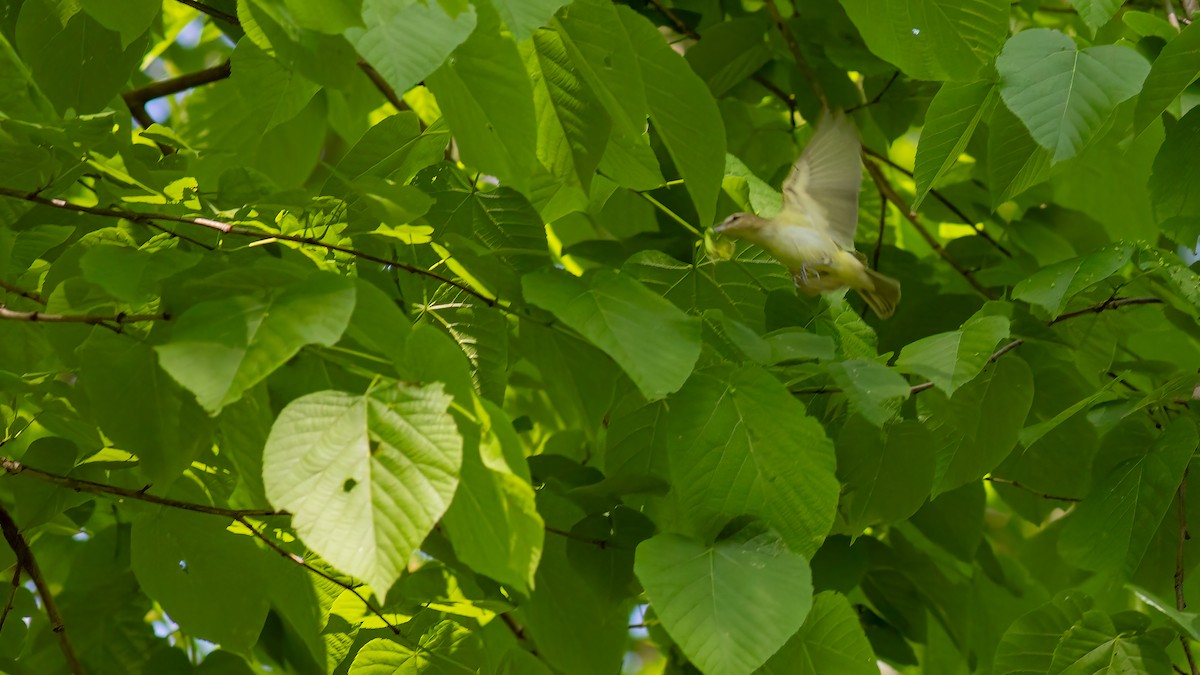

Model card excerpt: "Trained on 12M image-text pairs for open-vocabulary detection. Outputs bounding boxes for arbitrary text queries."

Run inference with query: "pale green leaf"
[1059,418,1197,577]
[837,0,1009,81]
[836,420,936,534]
[426,2,537,192]
[155,272,356,414]
[1150,106,1200,221]
[521,268,701,400]
[1012,244,1132,318]
[1068,0,1123,31]
[896,313,1010,395]
[997,29,1150,162]
[913,80,995,207]
[1135,20,1200,131]
[923,356,1034,495]
[346,0,476,94]
[828,359,912,427]
[667,365,839,557]
[994,593,1094,675]
[760,591,878,674]
[262,383,463,595]
[635,533,813,675]
[493,0,569,40]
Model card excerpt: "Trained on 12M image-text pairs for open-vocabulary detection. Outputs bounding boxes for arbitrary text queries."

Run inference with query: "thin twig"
[864,159,995,299]
[989,338,1025,363]
[762,0,828,109]
[1177,470,1199,675]
[234,516,401,635]
[645,0,699,39]
[0,280,45,305]
[863,147,1011,257]
[0,456,285,518]
[0,187,496,307]
[0,505,82,674]
[872,187,888,270]
[0,306,168,326]
[122,60,232,128]
[544,525,626,550]
[847,71,900,113]
[174,0,238,24]
[0,563,20,635]
[1049,297,1164,325]
[984,476,1081,503]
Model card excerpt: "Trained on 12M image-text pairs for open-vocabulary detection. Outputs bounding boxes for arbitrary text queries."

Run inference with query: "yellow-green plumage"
[713,111,900,319]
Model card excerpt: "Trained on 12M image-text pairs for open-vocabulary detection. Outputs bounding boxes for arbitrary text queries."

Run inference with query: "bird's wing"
[780,110,863,250]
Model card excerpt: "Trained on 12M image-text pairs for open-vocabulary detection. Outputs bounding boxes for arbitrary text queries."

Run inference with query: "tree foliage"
[1,0,1200,673]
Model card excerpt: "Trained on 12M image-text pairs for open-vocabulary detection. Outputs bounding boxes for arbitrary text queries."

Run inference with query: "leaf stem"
[0,306,169,326]
[1048,297,1164,325]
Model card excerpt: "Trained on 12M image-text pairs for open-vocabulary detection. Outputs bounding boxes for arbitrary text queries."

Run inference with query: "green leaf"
[923,356,1034,495]
[493,0,570,40]
[837,0,1009,81]
[1135,20,1200,131]
[997,29,1150,162]
[1047,610,1171,674]
[913,80,995,207]
[79,331,212,484]
[521,268,701,400]
[995,593,1094,675]
[131,509,271,652]
[987,100,1053,206]
[635,532,813,675]
[1129,585,1200,643]
[79,0,158,47]
[426,2,537,192]
[836,420,936,534]
[262,383,463,595]
[685,17,772,97]
[760,591,878,674]
[259,0,361,34]
[1012,244,1132,318]
[828,359,912,427]
[895,312,1010,395]
[441,401,543,594]
[1059,418,1197,577]
[1151,106,1200,221]
[79,244,200,305]
[155,272,356,414]
[1068,0,1124,31]
[617,5,726,227]
[348,633,473,674]
[526,29,611,196]
[346,0,476,94]
[667,365,839,557]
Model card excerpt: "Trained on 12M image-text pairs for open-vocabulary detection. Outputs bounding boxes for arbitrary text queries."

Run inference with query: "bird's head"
[712,212,766,239]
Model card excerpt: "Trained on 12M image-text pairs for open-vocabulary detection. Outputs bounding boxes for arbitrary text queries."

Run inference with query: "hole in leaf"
[178,560,188,573]
[343,478,358,492]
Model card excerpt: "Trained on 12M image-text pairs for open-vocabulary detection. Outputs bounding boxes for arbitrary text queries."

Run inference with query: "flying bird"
[713,111,900,319]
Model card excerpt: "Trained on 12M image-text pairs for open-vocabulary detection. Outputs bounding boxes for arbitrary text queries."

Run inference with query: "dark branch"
[0,280,46,305]
[1049,297,1164,325]
[173,0,238,25]
[762,0,828,109]
[1177,470,1198,675]
[0,505,83,674]
[122,60,232,128]
[0,457,285,518]
[864,159,995,299]
[0,187,497,307]
[863,147,1012,257]
[0,306,169,326]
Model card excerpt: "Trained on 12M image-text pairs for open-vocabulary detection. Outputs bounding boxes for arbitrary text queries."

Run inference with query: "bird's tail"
[856,269,901,319]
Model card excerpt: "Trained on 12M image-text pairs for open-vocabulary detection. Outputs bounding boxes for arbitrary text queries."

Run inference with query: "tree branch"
[122,60,232,128]
[0,457,284,518]
[0,306,169,326]
[174,0,238,25]
[864,159,995,299]
[0,280,45,305]
[0,187,496,307]
[0,505,82,674]
[863,147,1012,257]
[1049,297,1164,325]
[762,0,828,109]
[984,476,1082,503]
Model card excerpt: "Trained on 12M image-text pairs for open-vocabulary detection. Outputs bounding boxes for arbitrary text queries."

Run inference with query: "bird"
[712,110,900,319]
